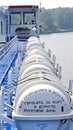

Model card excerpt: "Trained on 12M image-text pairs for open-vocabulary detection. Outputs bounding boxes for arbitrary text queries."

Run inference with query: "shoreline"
[40,30,73,35]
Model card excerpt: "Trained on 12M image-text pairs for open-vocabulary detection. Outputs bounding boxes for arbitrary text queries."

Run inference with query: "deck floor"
[0,40,26,130]
[0,52,18,130]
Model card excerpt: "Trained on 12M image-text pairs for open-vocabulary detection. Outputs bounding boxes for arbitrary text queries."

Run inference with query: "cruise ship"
[0,5,73,130]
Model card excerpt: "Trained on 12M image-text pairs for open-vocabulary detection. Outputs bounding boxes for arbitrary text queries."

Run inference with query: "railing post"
[68,80,73,95]
[48,49,51,57]
[0,87,4,130]
[18,51,22,68]
[7,68,13,118]
[52,54,56,68]
[56,63,62,79]
[15,58,20,80]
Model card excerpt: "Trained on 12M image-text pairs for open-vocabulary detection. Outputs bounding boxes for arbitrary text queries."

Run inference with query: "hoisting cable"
[0,73,51,92]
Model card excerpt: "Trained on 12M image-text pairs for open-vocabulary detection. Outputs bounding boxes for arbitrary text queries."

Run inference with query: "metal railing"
[0,36,18,85]
[0,36,18,60]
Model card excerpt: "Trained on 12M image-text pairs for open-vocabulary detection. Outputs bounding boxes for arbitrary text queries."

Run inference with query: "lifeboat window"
[11,12,21,25]
[23,12,35,24]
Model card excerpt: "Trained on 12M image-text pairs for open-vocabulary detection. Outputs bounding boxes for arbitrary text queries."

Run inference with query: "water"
[40,32,73,87]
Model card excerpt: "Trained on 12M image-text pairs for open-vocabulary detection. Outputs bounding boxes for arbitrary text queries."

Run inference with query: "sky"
[0,0,73,9]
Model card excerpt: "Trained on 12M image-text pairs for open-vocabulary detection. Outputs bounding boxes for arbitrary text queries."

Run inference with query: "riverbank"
[40,29,73,35]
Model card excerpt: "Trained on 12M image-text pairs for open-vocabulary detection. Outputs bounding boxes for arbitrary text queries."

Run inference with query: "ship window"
[11,12,21,25]
[1,21,3,34]
[0,21,3,34]
[23,12,35,24]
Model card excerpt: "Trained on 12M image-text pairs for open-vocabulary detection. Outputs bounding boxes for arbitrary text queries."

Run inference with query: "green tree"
[39,7,73,34]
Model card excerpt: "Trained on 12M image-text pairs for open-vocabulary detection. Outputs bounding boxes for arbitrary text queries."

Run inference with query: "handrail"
[0,36,18,60]
[0,36,18,85]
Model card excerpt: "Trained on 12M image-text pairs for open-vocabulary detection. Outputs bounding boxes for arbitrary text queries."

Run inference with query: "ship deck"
[0,37,26,130]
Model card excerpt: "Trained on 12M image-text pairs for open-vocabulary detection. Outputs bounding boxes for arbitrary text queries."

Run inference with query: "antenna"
[40,1,41,12]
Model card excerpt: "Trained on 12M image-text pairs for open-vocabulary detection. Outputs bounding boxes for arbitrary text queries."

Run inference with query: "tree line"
[39,7,73,34]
